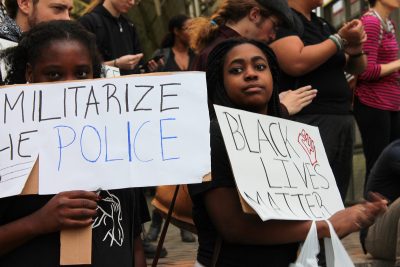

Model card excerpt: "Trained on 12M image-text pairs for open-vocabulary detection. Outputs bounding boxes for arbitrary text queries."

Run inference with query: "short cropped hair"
[5,0,39,19]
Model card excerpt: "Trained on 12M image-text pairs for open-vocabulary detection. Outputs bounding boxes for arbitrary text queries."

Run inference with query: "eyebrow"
[228,56,268,65]
[50,2,73,11]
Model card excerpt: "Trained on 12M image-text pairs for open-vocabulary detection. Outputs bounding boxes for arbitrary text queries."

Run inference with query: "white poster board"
[214,105,344,221]
[0,72,210,197]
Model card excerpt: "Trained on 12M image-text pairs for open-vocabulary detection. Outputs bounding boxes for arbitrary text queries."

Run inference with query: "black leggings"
[354,97,400,189]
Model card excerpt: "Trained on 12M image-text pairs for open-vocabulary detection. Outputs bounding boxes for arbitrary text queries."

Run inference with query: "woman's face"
[175,19,191,46]
[223,43,273,114]
[26,39,93,83]
[108,0,136,14]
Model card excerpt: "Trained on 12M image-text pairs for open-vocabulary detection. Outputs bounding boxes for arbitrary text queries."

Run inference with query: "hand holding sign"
[30,190,98,234]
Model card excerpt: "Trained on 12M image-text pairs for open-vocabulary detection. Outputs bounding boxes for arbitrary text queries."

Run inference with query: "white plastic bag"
[324,220,355,267]
[290,220,355,267]
[289,221,320,267]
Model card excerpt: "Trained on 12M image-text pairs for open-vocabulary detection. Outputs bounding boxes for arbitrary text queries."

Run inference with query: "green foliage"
[71,0,89,19]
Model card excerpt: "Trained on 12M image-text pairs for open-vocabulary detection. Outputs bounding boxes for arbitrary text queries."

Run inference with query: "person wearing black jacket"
[79,0,160,76]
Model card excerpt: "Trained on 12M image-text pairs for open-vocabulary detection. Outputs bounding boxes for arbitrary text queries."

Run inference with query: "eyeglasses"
[268,16,280,33]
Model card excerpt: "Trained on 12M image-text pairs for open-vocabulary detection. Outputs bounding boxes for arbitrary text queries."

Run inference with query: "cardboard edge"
[19,158,92,265]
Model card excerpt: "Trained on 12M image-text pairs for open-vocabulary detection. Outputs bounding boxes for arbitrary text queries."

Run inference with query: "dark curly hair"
[206,38,282,118]
[1,20,102,84]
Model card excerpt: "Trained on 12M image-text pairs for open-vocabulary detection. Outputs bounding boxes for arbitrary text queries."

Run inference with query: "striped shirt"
[356,14,400,111]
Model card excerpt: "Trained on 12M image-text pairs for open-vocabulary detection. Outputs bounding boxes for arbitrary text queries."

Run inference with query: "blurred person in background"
[354,0,400,189]
[270,0,367,201]
[79,0,162,76]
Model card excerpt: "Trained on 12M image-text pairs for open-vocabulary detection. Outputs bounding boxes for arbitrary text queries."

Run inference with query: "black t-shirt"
[274,9,351,115]
[0,188,150,267]
[365,139,400,202]
[360,139,400,248]
[188,119,298,267]
[79,5,144,76]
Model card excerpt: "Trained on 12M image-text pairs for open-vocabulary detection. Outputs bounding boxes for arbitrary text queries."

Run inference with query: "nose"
[61,11,70,20]
[267,31,276,43]
[65,73,76,81]
[244,67,258,81]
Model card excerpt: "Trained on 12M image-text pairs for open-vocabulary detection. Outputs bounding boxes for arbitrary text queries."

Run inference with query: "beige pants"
[365,197,400,266]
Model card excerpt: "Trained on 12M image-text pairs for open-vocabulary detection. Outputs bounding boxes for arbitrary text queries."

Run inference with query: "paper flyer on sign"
[214,104,344,221]
[0,72,210,197]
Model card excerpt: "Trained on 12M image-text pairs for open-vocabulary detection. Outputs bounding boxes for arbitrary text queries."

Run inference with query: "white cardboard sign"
[0,72,210,197]
[214,105,344,221]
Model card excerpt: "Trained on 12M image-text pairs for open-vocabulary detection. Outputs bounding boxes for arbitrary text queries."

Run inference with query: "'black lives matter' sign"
[214,105,344,221]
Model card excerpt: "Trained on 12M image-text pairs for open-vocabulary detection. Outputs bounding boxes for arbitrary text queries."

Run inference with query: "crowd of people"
[0,0,399,266]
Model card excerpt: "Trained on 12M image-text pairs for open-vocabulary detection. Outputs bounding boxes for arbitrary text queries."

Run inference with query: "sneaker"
[180,229,196,243]
[143,239,167,259]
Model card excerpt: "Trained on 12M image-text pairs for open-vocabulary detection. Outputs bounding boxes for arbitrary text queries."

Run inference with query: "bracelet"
[348,51,366,58]
[114,59,118,68]
[328,34,347,51]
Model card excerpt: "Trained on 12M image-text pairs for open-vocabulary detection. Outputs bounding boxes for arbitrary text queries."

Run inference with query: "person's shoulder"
[361,12,381,27]
[78,11,102,28]
[382,140,400,159]
[275,11,300,40]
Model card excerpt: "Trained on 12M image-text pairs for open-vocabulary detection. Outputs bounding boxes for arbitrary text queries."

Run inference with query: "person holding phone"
[79,0,160,75]
[151,14,195,72]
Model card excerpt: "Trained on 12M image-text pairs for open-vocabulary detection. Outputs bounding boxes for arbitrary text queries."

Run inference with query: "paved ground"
[144,212,393,267]
[144,142,394,267]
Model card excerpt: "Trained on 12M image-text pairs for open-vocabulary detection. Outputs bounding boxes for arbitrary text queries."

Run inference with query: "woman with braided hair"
[188,38,387,267]
[0,20,150,267]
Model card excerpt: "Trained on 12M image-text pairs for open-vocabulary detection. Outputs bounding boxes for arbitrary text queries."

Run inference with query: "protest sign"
[0,72,210,197]
[214,105,344,221]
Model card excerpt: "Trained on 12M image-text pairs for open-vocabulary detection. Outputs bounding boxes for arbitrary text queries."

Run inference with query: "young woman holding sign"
[188,38,388,267]
[0,20,149,267]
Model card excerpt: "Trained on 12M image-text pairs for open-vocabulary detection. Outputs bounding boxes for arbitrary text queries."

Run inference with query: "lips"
[242,84,265,94]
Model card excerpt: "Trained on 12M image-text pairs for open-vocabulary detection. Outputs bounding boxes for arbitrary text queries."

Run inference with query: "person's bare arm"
[0,190,98,256]
[379,59,400,77]
[104,54,143,70]
[133,236,146,267]
[270,36,338,77]
[204,187,387,245]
